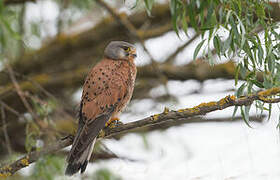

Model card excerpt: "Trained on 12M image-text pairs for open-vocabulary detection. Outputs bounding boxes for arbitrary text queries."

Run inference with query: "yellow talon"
[99,129,106,138]
[163,107,170,114]
[105,117,122,128]
[152,114,160,121]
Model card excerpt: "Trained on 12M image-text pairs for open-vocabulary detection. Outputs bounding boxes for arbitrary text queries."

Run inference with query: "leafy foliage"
[0,1,22,60]
[143,0,280,87]
[143,0,280,122]
[30,155,64,180]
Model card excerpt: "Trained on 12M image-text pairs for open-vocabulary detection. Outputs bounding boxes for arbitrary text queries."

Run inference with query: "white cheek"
[118,50,126,59]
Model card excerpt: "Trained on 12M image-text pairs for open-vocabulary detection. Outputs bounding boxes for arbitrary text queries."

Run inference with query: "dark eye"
[123,46,130,52]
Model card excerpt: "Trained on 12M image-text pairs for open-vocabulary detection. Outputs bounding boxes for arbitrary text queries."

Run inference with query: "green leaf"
[0,16,21,40]
[130,0,140,9]
[232,106,238,118]
[222,34,232,55]
[187,0,197,31]
[258,45,264,65]
[235,63,240,85]
[268,103,272,121]
[144,0,154,16]
[236,82,246,97]
[256,4,265,17]
[193,39,205,60]
[251,79,264,88]
[263,75,273,89]
[205,2,214,28]
[239,63,247,79]
[181,7,188,36]
[277,114,280,129]
[213,35,221,57]
[170,0,180,36]
[267,53,276,74]
[208,46,214,65]
[172,15,179,36]
[241,105,253,128]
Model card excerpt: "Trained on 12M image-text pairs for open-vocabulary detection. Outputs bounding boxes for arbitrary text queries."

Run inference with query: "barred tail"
[65,138,96,176]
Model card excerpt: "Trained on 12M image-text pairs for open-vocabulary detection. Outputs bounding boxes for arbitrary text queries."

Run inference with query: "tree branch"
[6,64,44,128]
[1,87,279,177]
[1,105,12,155]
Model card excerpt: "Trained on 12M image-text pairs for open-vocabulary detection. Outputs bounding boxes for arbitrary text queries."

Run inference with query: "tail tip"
[65,161,88,176]
[65,163,80,176]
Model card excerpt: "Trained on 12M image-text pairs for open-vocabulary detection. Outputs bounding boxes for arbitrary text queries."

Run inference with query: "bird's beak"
[130,48,137,58]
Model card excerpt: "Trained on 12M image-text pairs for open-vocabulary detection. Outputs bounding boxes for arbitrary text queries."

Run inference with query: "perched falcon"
[65,41,137,175]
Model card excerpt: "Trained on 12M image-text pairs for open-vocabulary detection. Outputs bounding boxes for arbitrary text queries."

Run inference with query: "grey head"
[104,41,137,61]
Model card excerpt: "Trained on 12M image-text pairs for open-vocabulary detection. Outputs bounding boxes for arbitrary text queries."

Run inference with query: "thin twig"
[1,105,12,155]
[165,33,200,64]
[5,64,44,128]
[1,87,280,176]
[0,101,21,117]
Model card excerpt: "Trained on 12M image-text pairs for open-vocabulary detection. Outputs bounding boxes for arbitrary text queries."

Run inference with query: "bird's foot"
[105,117,123,128]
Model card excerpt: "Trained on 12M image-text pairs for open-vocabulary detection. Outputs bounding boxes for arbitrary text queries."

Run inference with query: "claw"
[105,117,123,128]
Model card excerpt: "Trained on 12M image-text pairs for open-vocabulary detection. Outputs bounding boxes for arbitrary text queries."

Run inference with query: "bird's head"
[104,41,137,61]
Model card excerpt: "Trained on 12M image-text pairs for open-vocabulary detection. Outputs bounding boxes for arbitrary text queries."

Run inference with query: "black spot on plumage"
[88,85,90,88]
[92,81,95,85]
[103,81,105,84]
[99,68,102,71]
[118,98,121,101]
[98,77,101,80]
[100,106,104,110]
[94,92,97,96]
[102,72,105,75]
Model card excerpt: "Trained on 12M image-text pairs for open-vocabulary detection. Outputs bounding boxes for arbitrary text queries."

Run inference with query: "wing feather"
[66,59,130,174]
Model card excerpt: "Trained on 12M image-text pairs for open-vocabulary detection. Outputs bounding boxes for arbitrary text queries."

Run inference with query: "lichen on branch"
[1,87,279,177]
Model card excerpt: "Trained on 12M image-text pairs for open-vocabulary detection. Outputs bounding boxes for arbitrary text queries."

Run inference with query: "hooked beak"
[130,48,137,58]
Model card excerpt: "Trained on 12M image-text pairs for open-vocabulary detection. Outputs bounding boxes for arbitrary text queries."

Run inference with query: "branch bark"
[1,87,279,177]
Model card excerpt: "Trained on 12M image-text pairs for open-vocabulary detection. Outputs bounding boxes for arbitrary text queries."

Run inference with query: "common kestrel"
[65,41,137,175]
